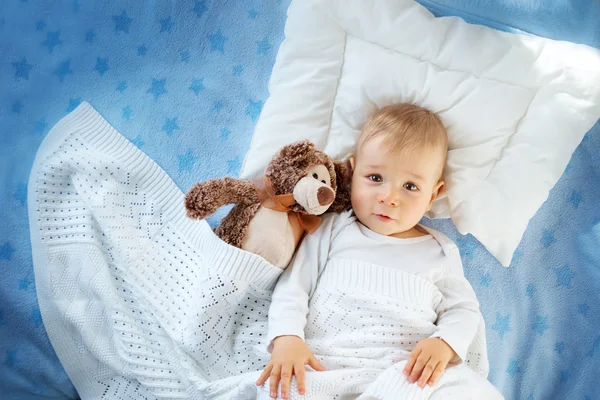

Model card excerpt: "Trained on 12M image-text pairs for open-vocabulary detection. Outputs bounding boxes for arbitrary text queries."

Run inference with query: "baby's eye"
[369,174,382,183]
[404,182,418,191]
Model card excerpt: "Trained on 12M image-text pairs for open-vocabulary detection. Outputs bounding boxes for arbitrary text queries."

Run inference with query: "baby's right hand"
[256,335,326,399]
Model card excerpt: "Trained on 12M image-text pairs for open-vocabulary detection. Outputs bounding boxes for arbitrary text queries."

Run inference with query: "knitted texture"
[29,103,500,399]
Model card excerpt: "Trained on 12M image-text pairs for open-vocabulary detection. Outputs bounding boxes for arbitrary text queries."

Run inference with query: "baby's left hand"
[403,337,456,388]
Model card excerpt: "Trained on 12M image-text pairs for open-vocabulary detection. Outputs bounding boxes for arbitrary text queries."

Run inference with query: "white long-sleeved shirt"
[267,210,480,363]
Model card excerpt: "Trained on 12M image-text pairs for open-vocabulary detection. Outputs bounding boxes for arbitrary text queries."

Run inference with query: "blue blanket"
[1,1,598,399]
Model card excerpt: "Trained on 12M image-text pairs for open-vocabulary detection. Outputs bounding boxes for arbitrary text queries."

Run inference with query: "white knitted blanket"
[28,103,500,400]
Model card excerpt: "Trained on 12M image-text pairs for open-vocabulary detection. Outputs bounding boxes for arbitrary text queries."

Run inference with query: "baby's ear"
[428,180,445,210]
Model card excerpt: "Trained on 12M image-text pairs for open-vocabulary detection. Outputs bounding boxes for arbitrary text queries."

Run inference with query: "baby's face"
[350,136,445,238]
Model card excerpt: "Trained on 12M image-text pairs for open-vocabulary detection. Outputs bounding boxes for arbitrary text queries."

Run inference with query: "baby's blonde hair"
[358,103,448,177]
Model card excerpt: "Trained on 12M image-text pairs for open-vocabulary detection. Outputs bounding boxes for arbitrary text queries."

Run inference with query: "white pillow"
[240,0,600,266]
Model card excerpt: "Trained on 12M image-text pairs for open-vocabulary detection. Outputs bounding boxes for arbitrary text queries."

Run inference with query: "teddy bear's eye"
[312,173,318,180]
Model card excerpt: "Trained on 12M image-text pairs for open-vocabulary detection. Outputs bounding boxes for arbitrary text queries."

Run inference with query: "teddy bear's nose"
[317,186,334,206]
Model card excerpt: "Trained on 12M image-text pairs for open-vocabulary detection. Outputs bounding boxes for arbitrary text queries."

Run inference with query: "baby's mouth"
[375,214,393,222]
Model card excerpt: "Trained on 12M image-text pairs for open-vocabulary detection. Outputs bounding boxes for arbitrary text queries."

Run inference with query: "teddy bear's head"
[264,140,342,215]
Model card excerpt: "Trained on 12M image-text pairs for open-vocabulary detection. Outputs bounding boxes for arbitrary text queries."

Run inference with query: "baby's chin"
[359,215,408,237]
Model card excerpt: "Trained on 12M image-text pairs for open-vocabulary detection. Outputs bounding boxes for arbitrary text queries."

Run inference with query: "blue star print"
[34,118,48,135]
[72,0,80,13]
[5,351,17,368]
[12,101,22,114]
[579,304,590,316]
[36,19,46,31]
[233,64,244,76]
[189,78,205,95]
[228,156,242,175]
[553,264,575,287]
[116,81,127,93]
[569,191,583,208]
[257,38,272,55]
[20,275,33,291]
[54,59,73,82]
[193,0,207,18]
[42,30,63,53]
[162,117,180,136]
[147,78,167,101]
[248,9,258,19]
[526,283,536,298]
[0,242,15,260]
[178,150,199,173]
[213,101,224,112]
[507,359,520,377]
[160,16,174,33]
[66,98,81,113]
[245,99,263,121]
[541,229,555,248]
[137,45,148,56]
[492,313,511,340]
[220,128,231,140]
[180,50,190,62]
[480,273,492,287]
[555,341,565,355]
[30,308,43,327]
[533,315,549,336]
[122,106,132,120]
[13,57,33,80]
[14,183,27,206]
[511,249,523,265]
[95,57,109,75]
[113,10,133,33]
[456,235,477,259]
[560,370,570,382]
[209,29,227,53]
[85,30,95,42]
[131,135,144,148]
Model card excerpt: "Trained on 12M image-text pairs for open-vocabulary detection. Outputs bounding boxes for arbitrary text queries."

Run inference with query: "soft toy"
[185,140,351,268]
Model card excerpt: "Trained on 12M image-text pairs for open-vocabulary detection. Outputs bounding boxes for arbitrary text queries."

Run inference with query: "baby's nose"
[378,191,399,207]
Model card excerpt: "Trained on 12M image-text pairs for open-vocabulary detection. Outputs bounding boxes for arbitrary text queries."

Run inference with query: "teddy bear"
[185,140,351,268]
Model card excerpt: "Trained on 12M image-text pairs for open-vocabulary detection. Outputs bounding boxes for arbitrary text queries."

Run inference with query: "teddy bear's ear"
[278,140,315,163]
[328,159,353,213]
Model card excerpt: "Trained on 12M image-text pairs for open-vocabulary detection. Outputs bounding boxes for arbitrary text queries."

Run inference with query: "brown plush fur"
[329,159,352,213]
[185,140,352,248]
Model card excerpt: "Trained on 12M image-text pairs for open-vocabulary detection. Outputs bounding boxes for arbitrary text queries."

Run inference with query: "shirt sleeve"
[266,212,346,352]
[430,245,480,363]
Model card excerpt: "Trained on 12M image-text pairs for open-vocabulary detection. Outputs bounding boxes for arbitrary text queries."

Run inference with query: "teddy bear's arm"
[185,177,259,220]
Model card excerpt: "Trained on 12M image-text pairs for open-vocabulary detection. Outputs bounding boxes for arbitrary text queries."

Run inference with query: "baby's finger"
[403,348,422,377]
[294,363,306,395]
[418,360,439,388]
[279,364,293,399]
[308,356,327,372]
[428,364,445,387]
[409,354,431,384]
[269,366,281,398]
[256,363,272,386]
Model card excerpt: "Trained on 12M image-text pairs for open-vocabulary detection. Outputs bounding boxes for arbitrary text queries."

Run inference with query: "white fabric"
[28,103,502,399]
[268,212,482,366]
[239,0,600,266]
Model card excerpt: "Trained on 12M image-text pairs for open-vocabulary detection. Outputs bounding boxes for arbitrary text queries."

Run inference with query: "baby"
[255,104,502,399]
